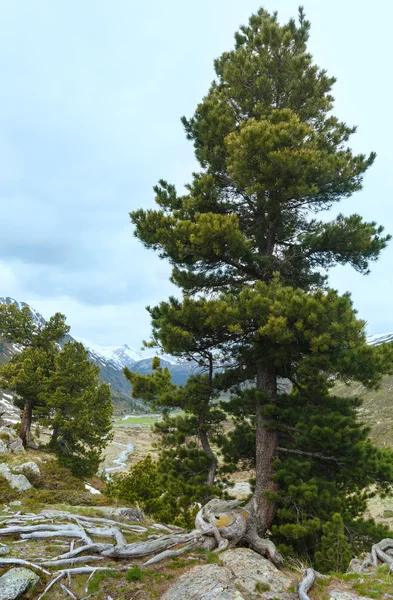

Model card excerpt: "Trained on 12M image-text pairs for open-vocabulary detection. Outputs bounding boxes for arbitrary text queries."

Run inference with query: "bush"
[33,459,84,491]
[107,454,199,528]
[0,475,20,504]
[315,514,352,573]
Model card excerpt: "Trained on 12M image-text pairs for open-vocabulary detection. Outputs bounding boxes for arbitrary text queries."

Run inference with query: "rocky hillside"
[0,298,194,416]
[0,435,388,600]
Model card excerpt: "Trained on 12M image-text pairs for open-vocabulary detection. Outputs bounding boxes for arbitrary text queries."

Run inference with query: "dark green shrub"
[315,513,352,573]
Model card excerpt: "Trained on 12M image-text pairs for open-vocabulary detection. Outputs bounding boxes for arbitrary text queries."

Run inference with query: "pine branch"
[277,447,343,465]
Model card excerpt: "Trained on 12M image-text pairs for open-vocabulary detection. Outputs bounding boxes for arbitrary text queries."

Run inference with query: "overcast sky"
[1,0,392,347]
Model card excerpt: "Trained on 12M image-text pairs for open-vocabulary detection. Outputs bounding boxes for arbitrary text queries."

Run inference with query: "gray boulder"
[0,428,15,443]
[0,567,40,599]
[161,564,245,600]
[26,440,39,450]
[0,441,8,455]
[221,548,291,595]
[13,462,40,477]
[0,464,31,492]
[8,439,24,454]
[162,549,297,600]
[330,591,374,600]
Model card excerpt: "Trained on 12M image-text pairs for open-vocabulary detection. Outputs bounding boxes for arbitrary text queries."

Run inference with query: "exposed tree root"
[361,538,393,571]
[0,501,285,597]
[298,568,316,600]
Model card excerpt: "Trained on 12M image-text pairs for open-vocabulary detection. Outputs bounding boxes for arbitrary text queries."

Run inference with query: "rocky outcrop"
[72,506,144,522]
[162,550,296,600]
[0,464,31,491]
[0,427,21,456]
[7,439,23,454]
[13,462,40,477]
[162,564,245,600]
[221,548,291,594]
[329,592,374,600]
[0,428,24,455]
[0,568,39,599]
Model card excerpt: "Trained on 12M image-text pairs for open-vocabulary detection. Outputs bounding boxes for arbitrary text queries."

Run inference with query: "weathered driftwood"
[0,557,51,574]
[37,573,65,600]
[40,555,105,567]
[143,542,197,566]
[60,582,78,599]
[361,538,393,571]
[0,503,329,599]
[298,568,316,600]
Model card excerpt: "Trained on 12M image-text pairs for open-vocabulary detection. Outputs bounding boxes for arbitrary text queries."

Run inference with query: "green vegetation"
[128,4,393,561]
[0,305,113,476]
[116,416,158,425]
[255,582,270,592]
[126,566,144,582]
[108,454,199,527]
[87,569,122,593]
[41,341,113,476]
[0,305,69,447]
[315,513,352,574]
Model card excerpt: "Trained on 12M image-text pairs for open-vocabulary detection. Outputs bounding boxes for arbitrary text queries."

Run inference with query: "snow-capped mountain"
[0,297,46,329]
[77,339,177,369]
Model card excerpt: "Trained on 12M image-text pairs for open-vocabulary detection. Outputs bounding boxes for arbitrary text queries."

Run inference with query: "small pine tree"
[0,307,69,447]
[42,341,113,476]
[125,359,227,495]
[315,513,352,573]
[108,454,199,528]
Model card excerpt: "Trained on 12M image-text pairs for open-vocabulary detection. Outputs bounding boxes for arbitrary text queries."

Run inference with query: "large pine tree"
[130,8,392,562]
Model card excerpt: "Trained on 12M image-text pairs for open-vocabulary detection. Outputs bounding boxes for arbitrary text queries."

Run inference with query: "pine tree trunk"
[245,362,280,560]
[199,427,218,489]
[198,353,218,495]
[19,399,33,449]
[50,422,60,448]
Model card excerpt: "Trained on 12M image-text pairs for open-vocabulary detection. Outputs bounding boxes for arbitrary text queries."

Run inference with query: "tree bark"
[199,427,218,488]
[198,352,218,493]
[246,362,278,534]
[50,421,60,448]
[19,398,33,449]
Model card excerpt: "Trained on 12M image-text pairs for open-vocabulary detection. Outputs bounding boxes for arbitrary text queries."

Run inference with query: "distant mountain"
[0,298,194,416]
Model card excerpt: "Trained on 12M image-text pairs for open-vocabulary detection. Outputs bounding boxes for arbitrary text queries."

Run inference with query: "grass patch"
[351,567,393,599]
[255,582,270,592]
[126,566,144,581]
[87,569,122,593]
[168,558,199,569]
[116,416,158,426]
[206,551,223,565]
